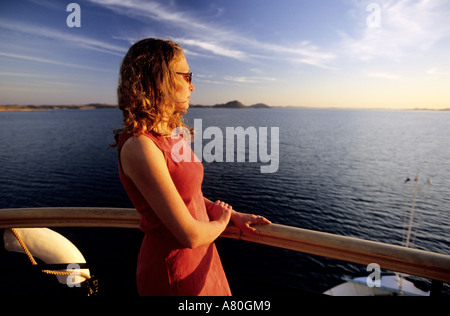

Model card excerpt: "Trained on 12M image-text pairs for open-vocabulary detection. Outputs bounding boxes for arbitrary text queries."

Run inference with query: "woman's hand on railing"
[230,210,271,235]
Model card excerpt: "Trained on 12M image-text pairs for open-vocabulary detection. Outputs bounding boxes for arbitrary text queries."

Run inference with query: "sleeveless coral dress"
[117,131,231,296]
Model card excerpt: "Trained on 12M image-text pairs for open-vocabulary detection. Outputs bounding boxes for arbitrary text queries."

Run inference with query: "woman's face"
[174,54,195,111]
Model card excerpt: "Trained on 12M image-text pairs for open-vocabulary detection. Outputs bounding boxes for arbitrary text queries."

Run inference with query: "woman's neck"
[153,121,171,136]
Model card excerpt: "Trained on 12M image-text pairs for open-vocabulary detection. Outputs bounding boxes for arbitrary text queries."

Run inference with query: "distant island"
[0,103,117,111]
[191,100,271,109]
[0,100,271,111]
[1,102,448,112]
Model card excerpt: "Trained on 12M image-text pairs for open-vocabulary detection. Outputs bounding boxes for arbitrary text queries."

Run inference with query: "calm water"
[1,108,449,295]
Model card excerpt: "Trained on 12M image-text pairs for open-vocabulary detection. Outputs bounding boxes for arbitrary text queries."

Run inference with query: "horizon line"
[1,102,449,112]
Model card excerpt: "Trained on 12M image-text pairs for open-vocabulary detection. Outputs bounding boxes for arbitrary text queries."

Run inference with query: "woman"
[114,38,270,296]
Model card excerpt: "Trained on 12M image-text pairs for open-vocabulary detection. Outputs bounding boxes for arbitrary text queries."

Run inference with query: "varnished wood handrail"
[1,207,449,283]
[0,207,140,229]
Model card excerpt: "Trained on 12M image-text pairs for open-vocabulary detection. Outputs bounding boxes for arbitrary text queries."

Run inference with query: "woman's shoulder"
[120,134,165,168]
[123,132,171,154]
[119,133,171,183]
[119,130,175,157]
[121,132,154,148]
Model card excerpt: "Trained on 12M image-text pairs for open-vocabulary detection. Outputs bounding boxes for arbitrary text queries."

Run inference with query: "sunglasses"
[176,72,193,84]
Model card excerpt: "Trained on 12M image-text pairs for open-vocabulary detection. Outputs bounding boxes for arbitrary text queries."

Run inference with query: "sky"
[0,0,449,109]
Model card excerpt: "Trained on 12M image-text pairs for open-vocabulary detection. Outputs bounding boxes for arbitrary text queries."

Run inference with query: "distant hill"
[191,100,271,109]
[1,101,271,111]
[213,100,246,108]
[250,103,271,108]
[0,104,117,111]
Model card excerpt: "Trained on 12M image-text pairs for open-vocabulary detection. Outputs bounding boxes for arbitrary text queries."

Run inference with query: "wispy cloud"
[341,0,450,61]
[0,51,115,72]
[366,72,401,80]
[89,0,211,33]
[87,0,335,68]
[0,72,55,78]
[248,40,337,69]
[174,38,247,61]
[0,20,126,57]
[426,67,450,81]
[224,76,278,84]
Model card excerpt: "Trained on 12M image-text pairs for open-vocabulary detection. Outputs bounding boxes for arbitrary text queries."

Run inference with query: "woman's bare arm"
[121,135,231,249]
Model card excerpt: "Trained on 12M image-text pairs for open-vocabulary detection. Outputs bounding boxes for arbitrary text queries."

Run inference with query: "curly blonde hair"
[112,38,191,145]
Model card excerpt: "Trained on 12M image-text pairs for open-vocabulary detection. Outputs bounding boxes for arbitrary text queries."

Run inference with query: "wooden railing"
[1,207,449,284]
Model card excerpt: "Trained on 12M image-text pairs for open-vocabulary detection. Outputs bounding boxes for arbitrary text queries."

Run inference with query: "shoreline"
[0,104,118,112]
[1,103,449,112]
